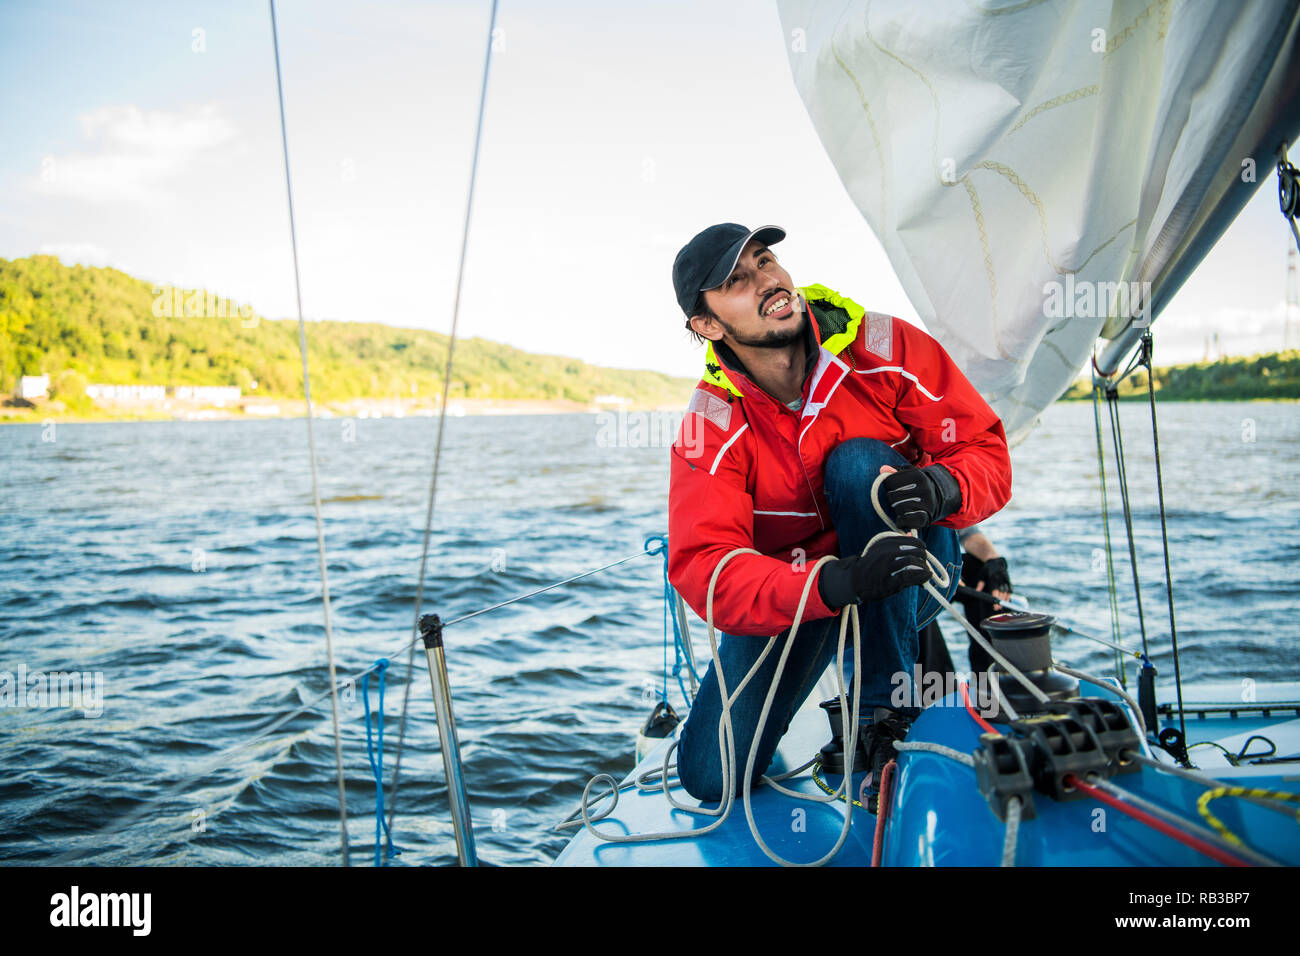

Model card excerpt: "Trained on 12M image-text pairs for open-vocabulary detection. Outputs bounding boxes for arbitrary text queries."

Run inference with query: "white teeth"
[764,296,790,316]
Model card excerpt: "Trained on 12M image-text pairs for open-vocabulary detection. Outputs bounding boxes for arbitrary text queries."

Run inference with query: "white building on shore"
[83,384,243,405]
[172,385,241,404]
[86,384,166,401]
[17,375,49,400]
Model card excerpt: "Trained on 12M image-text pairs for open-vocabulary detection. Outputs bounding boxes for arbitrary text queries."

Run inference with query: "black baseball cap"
[672,223,786,316]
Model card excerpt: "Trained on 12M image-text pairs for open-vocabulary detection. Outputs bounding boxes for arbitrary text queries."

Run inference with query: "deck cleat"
[972,732,1037,821]
[1045,698,1142,775]
[1011,714,1112,800]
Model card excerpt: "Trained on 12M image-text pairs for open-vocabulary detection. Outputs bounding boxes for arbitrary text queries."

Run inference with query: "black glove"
[879,465,962,530]
[817,535,931,609]
[977,556,1011,595]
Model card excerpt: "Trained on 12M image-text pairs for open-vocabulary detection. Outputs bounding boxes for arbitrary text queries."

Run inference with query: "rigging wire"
[442,547,654,628]
[268,0,350,866]
[384,0,502,863]
[1055,623,1143,659]
[1138,332,1188,744]
[1090,370,1127,687]
[1103,377,1151,662]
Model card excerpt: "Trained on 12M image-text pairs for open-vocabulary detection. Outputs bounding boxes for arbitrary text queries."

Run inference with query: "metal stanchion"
[419,614,477,867]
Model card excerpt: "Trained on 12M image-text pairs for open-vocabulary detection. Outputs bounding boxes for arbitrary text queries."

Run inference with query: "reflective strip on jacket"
[667,284,1012,637]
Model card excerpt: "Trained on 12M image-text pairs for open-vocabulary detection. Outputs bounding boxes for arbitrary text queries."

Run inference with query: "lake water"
[1,401,1297,865]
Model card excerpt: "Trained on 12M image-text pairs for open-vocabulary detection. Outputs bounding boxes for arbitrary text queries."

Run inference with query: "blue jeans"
[675,438,960,801]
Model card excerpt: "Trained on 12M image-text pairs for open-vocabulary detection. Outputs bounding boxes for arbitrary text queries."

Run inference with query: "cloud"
[1155,301,1295,362]
[31,104,238,204]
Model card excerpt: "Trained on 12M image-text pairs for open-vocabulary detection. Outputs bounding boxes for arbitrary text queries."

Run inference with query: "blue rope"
[363,658,400,866]
[646,536,669,702]
[645,534,699,707]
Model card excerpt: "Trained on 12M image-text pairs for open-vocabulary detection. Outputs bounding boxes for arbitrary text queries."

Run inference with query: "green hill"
[0,255,694,411]
[1060,349,1300,402]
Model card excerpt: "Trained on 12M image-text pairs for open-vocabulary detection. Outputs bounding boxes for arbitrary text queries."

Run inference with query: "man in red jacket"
[667,223,1012,809]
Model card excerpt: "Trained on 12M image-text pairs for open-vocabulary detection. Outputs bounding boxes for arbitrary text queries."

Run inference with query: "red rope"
[961,680,1000,736]
[871,760,898,867]
[1064,774,1252,867]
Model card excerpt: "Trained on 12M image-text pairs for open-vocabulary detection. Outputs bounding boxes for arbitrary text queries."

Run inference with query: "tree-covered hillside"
[1061,350,1300,401]
[0,255,694,406]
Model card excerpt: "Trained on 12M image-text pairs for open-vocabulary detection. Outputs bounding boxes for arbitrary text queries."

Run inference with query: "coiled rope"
[565,472,1054,866]
[572,549,863,867]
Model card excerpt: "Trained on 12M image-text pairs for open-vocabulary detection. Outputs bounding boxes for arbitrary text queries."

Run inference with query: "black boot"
[860,706,915,814]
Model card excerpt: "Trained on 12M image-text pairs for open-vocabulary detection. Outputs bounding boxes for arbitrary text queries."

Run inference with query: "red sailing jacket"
[667,284,1012,637]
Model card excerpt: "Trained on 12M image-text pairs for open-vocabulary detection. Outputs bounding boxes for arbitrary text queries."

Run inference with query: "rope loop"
[644,534,668,556]
[363,657,400,865]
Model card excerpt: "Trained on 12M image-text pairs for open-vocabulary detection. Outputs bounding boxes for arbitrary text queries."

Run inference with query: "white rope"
[894,740,974,766]
[1001,795,1021,866]
[565,465,1050,864]
[987,663,1020,722]
[1053,661,1147,737]
[866,473,1050,706]
[574,551,864,866]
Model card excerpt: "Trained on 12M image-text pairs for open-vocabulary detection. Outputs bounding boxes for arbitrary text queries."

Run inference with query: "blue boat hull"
[556,678,1300,866]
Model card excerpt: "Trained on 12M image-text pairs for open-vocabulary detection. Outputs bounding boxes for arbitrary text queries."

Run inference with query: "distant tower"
[1288,245,1298,351]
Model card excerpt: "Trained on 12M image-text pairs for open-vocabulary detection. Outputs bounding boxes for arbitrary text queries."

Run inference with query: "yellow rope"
[1196,787,1300,846]
[811,759,864,811]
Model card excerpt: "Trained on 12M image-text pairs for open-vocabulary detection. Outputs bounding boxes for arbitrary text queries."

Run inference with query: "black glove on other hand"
[977,556,1011,595]
[817,534,931,610]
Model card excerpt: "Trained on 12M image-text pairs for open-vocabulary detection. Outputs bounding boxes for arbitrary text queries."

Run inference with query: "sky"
[1,0,1296,383]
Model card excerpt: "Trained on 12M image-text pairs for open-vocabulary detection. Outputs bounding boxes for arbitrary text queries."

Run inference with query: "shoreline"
[5,394,1294,426]
[0,396,691,425]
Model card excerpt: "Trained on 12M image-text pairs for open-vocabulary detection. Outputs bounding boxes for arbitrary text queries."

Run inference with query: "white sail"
[778,0,1300,440]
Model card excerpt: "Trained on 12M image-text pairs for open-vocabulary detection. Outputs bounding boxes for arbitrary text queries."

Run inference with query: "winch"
[980,611,1078,718]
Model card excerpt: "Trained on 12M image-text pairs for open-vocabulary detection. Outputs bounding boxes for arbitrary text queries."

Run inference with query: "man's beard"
[718,299,807,349]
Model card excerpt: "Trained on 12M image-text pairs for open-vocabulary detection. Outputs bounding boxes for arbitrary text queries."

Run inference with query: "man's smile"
[761,291,794,318]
